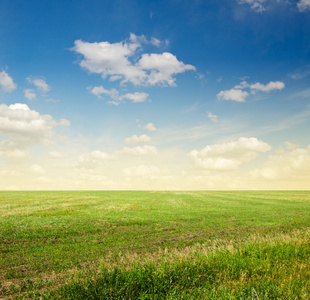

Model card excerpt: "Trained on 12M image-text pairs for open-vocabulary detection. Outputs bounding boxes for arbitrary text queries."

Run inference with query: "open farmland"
[0,191,310,299]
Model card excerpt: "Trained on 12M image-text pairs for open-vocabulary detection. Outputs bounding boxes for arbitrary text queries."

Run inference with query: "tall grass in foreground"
[2,229,309,299]
[1,191,310,299]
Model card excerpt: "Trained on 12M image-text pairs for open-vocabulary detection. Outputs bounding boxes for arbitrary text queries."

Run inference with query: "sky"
[0,0,310,190]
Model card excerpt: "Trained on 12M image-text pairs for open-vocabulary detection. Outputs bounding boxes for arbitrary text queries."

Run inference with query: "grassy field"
[0,191,310,299]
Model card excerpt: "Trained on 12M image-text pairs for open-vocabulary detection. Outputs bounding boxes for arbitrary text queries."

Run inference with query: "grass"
[0,191,309,299]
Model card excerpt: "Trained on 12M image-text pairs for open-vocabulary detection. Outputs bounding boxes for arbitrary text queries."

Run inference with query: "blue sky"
[0,0,310,190]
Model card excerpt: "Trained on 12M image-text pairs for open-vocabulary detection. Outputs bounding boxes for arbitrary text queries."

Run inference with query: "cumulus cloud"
[71,150,115,188]
[217,80,284,102]
[285,141,298,150]
[188,137,271,171]
[298,0,310,11]
[75,150,115,170]
[217,88,249,102]
[248,81,285,93]
[119,145,158,156]
[207,112,218,122]
[123,165,160,177]
[137,52,196,86]
[89,85,149,105]
[125,134,151,145]
[27,78,50,93]
[144,122,157,131]
[0,71,17,92]
[89,85,119,100]
[0,103,70,158]
[73,34,195,87]
[121,92,149,103]
[0,149,29,160]
[251,144,310,180]
[24,89,36,101]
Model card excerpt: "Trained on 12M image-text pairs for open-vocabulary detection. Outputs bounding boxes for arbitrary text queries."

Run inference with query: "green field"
[0,191,310,299]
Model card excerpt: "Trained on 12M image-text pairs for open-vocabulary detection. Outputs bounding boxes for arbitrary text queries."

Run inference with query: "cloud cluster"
[188,137,271,170]
[27,78,50,93]
[75,150,115,169]
[89,85,149,105]
[0,71,17,93]
[122,92,149,103]
[0,103,70,158]
[217,88,249,102]
[24,78,50,101]
[217,80,284,102]
[251,144,310,180]
[24,89,37,101]
[73,34,196,87]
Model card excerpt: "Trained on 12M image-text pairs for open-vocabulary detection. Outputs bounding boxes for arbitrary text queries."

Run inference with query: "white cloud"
[237,0,267,12]
[251,144,310,180]
[125,134,151,145]
[89,85,119,100]
[248,81,285,93]
[217,88,249,102]
[144,122,157,131]
[71,150,116,188]
[73,38,146,85]
[58,119,71,126]
[0,149,29,159]
[217,80,285,102]
[24,89,37,101]
[73,34,195,87]
[89,86,149,105]
[207,112,218,122]
[75,150,115,170]
[297,0,310,11]
[0,71,17,92]
[150,37,161,47]
[119,145,158,156]
[188,137,271,171]
[0,103,70,156]
[121,92,149,103]
[137,52,196,86]
[8,103,30,111]
[285,141,298,150]
[123,165,160,177]
[27,78,50,93]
